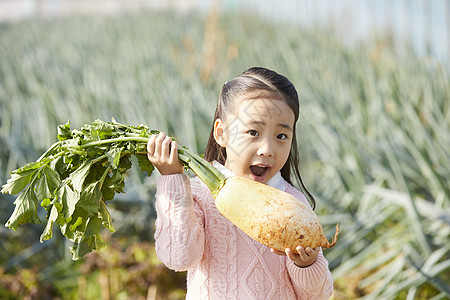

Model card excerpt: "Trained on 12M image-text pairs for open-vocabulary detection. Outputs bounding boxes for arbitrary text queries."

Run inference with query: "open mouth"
[250,165,270,180]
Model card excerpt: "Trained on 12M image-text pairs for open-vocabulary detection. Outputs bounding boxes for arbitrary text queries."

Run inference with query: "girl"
[147,67,333,299]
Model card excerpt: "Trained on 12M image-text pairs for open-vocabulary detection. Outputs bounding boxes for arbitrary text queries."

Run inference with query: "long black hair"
[204,67,316,209]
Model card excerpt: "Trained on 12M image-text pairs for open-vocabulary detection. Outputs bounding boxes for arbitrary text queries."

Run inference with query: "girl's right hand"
[147,133,184,175]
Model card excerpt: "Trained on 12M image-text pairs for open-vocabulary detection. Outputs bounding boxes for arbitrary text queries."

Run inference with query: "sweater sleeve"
[154,174,205,272]
[287,250,334,299]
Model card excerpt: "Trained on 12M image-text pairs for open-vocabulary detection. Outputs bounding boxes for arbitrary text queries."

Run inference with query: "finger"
[154,132,166,157]
[285,248,298,261]
[147,135,157,157]
[270,248,287,256]
[296,246,309,261]
[169,140,179,163]
[161,136,173,159]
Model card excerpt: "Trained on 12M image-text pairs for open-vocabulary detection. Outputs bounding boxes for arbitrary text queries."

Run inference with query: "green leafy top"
[1,119,225,260]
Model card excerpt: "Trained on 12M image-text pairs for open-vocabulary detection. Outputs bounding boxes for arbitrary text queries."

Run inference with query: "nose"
[256,139,274,157]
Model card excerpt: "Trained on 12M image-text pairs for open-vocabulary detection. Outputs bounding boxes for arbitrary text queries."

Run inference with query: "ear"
[213,118,226,147]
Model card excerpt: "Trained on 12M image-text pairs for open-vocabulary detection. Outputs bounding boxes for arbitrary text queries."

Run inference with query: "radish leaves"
[1,119,156,259]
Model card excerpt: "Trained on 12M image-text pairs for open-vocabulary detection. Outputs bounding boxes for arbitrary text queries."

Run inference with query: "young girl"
[147,67,334,299]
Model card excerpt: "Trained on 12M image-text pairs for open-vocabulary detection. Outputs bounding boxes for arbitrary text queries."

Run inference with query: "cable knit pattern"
[154,173,334,299]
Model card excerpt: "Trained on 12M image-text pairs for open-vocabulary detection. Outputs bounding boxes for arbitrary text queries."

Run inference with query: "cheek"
[225,146,251,165]
[225,147,253,174]
[279,144,292,164]
[223,131,252,155]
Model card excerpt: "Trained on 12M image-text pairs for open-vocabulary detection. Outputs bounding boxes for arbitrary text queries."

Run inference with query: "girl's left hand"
[270,246,320,268]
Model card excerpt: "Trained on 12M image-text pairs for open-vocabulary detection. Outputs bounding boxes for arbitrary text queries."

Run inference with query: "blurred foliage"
[0,238,186,299]
[0,7,449,300]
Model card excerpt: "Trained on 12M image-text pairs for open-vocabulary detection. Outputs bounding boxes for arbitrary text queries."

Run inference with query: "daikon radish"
[214,176,340,253]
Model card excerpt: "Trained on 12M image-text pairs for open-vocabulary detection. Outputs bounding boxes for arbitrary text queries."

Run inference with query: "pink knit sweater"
[154,171,334,299]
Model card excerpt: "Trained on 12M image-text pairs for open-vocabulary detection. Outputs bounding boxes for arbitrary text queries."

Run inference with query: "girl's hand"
[270,246,320,268]
[147,133,184,175]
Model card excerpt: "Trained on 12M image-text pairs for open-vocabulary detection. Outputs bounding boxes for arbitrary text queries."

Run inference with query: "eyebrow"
[247,120,293,131]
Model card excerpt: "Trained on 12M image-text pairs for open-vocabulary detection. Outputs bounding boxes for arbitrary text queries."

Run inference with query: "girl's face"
[214,91,295,184]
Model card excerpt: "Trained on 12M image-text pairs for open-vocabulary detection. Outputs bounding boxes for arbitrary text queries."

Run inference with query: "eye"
[277,133,288,140]
[248,130,259,137]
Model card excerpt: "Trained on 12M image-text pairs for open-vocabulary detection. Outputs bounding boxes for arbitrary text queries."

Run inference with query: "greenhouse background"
[1,0,449,62]
[0,0,449,299]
